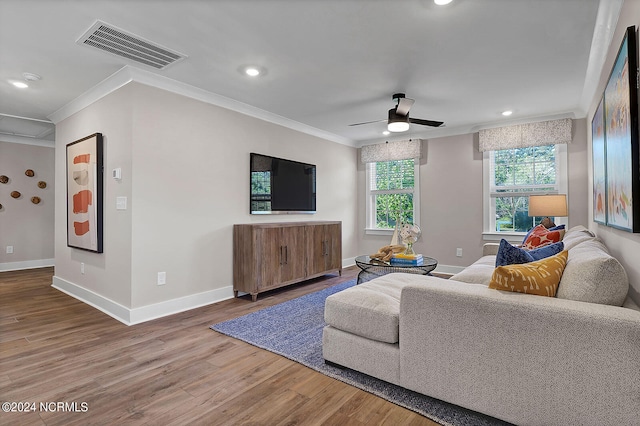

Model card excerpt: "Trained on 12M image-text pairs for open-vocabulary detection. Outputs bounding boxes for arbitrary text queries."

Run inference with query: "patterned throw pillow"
[522,224,566,250]
[521,224,565,244]
[495,239,565,267]
[489,250,568,297]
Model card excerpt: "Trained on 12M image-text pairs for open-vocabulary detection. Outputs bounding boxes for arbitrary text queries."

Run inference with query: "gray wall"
[587,0,640,304]
[54,81,358,320]
[357,118,589,273]
[0,141,54,270]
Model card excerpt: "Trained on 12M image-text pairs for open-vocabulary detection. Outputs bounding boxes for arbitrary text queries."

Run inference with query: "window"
[366,159,419,232]
[250,170,271,212]
[483,144,567,236]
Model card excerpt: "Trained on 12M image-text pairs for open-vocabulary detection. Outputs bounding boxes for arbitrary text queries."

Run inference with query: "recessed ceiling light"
[502,110,513,116]
[434,0,453,5]
[239,65,267,77]
[382,130,390,136]
[10,80,28,89]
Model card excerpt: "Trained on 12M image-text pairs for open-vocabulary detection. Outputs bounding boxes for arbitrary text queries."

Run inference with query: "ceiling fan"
[349,93,444,132]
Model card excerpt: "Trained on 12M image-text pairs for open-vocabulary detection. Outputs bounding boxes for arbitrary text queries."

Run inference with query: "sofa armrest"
[399,277,640,426]
[482,242,500,256]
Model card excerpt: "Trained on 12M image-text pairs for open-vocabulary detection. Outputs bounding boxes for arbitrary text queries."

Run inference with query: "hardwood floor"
[0,267,438,426]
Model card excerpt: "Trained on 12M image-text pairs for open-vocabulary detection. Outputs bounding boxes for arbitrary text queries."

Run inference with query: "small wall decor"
[10,191,21,198]
[25,169,35,177]
[31,196,41,204]
[0,175,8,184]
[66,133,103,253]
[37,181,47,189]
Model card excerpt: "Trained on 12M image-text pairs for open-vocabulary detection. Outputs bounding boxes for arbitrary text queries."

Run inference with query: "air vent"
[77,20,186,69]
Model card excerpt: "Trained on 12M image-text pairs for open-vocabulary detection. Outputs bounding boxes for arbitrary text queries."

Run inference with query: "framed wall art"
[603,25,639,233]
[66,133,104,252]
[592,95,606,225]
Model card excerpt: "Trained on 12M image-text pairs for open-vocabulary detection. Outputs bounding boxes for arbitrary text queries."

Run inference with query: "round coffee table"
[354,255,438,284]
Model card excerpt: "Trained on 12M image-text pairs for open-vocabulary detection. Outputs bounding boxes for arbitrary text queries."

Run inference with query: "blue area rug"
[211,280,509,426]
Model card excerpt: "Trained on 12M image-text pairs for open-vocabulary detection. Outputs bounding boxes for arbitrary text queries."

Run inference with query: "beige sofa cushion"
[556,238,628,306]
[561,225,596,250]
[324,273,424,343]
[449,255,494,286]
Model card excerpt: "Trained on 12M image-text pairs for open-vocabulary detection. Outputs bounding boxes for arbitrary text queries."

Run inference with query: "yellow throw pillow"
[489,250,568,297]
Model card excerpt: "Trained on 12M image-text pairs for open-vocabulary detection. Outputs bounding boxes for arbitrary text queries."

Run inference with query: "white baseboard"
[0,258,54,272]
[52,275,234,326]
[342,257,356,269]
[128,287,234,325]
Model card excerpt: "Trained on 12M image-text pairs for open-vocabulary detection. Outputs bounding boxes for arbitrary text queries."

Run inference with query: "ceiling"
[0,0,620,147]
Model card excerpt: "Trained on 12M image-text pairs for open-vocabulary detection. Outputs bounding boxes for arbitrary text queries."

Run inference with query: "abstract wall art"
[603,26,640,233]
[66,133,104,252]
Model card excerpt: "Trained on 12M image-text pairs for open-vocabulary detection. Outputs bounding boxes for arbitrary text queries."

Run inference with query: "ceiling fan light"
[388,121,410,132]
[388,108,410,132]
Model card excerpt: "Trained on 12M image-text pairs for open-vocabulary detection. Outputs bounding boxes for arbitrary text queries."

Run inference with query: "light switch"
[116,196,127,210]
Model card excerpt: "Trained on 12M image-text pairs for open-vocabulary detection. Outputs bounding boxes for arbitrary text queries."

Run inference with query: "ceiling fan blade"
[395,97,415,116]
[409,117,445,127]
[348,119,386,126]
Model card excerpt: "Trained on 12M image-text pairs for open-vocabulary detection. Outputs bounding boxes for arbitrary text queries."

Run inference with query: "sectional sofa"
[322,226,640,425]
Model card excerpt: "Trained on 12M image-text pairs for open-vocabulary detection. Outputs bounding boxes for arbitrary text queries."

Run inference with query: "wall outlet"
[456,248,463,257]
[116,196,127,210]
[6,246,13,254]
[157,272,166,286]
[81,262,85,274]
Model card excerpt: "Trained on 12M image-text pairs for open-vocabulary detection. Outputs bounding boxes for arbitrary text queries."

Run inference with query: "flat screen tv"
[250,153,316,214]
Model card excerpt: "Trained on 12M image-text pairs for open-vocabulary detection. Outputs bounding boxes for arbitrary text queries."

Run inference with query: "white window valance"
[478,118,572,152]
[360,139,422,163]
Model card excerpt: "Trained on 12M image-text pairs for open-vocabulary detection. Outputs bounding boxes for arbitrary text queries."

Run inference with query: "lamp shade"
[528,194,568,217]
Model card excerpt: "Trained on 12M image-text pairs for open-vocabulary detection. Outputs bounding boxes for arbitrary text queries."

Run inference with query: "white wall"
[0,141,55,270]
[587,0,640,304]
[53,80,358,323]
[128,83,358,308]
[54,85,134,308]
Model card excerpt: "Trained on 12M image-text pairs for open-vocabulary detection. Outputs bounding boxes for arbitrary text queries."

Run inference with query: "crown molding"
[0,134,55,148]
[578,0,624,116]
[48,66,356,147]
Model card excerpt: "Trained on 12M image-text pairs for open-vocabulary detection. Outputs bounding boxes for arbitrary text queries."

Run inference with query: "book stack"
[390,253,424,266]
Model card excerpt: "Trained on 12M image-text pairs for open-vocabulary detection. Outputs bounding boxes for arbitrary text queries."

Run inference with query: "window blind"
[360,139,422,163]
[489,145,559,196]
[478,118,572,152]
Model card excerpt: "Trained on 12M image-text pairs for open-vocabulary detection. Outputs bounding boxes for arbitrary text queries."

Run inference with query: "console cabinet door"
[255,227,283,290]
[324,223,342,272]
[307,223,342,276]
[279,226,306,284]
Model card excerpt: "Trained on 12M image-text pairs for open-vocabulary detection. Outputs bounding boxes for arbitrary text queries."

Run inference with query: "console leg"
[251,293,258,302]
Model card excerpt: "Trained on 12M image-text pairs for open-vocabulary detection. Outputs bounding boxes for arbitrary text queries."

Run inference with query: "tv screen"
[250,153,316,214]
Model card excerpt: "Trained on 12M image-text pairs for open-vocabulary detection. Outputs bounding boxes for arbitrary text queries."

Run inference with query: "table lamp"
[528,194,568,228]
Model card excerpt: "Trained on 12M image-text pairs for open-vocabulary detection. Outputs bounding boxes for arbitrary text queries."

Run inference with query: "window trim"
[365,159,420,234]
[482,144,568,241]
